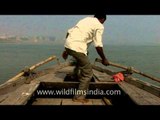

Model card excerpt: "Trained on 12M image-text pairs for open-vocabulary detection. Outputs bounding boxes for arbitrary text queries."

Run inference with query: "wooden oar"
[95,58,160,83]
[7,56,57,83]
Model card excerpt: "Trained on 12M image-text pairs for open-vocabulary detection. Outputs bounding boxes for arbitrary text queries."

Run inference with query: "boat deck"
[0,64,160,105]
[32,98,106,105]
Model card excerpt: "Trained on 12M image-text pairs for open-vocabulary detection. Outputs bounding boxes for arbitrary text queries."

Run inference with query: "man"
[62,14,109,103]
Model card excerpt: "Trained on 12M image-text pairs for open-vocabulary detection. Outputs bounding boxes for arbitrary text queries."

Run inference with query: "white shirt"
[64,17,104,55]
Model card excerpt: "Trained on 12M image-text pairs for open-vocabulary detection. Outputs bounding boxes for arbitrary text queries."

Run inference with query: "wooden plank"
[62,99,84,105]
[92,99,105,105]
[119,82,160,105]
[36,66,74,82]
[36,73,66,82]
[0,80,40,105]
[82,99,93,105]
[34,62,73,78]
[56,66,74,74]
[32,98,106,105]
[0,94,8,103]
[0,77,26,95]
[119,82,151,105]
[93,69,114,82]
[125,76,160,97]
[62,99,105,105]
[32,98,62,105]
[39,82,117,92]
[0,61,72,96]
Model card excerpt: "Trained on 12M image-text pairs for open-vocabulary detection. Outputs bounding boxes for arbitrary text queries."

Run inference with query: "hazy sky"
[0,15,160,45]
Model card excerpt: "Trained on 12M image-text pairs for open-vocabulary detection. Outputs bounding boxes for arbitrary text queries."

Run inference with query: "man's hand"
[95,47,109,66]
[62,51,68,60]
[102,58,109,66]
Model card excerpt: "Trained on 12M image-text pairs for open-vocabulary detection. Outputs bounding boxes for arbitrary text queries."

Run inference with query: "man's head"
[94,13,106,24]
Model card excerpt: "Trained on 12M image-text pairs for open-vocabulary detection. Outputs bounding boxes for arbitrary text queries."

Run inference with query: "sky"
[0,15,160,45]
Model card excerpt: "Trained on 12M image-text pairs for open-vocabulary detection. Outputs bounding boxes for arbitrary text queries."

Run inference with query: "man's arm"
[62,50,68,60]
[95,47,109,65]
[62,32,69,60]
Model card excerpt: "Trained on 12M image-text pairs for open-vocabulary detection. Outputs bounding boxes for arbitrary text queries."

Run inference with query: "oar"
[7,56,58,83]
[95,58,160,83]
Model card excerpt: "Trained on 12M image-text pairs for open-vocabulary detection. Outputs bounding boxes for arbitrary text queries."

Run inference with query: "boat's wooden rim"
[0,55,159,105]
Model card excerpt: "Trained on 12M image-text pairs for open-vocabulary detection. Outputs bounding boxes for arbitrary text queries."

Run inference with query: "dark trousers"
[65,48,93,99]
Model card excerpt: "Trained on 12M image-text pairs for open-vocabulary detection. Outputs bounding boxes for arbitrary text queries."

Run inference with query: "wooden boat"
[0,55,159,105]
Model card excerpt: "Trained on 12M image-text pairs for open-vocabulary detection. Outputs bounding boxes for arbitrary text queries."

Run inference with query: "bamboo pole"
[7,56,57,83]
[95,58,160,83]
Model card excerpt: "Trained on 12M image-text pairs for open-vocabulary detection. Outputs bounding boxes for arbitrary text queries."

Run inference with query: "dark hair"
[94,13,106,20]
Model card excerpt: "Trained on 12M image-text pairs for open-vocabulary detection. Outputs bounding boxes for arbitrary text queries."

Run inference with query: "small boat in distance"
[0,55,159,105]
